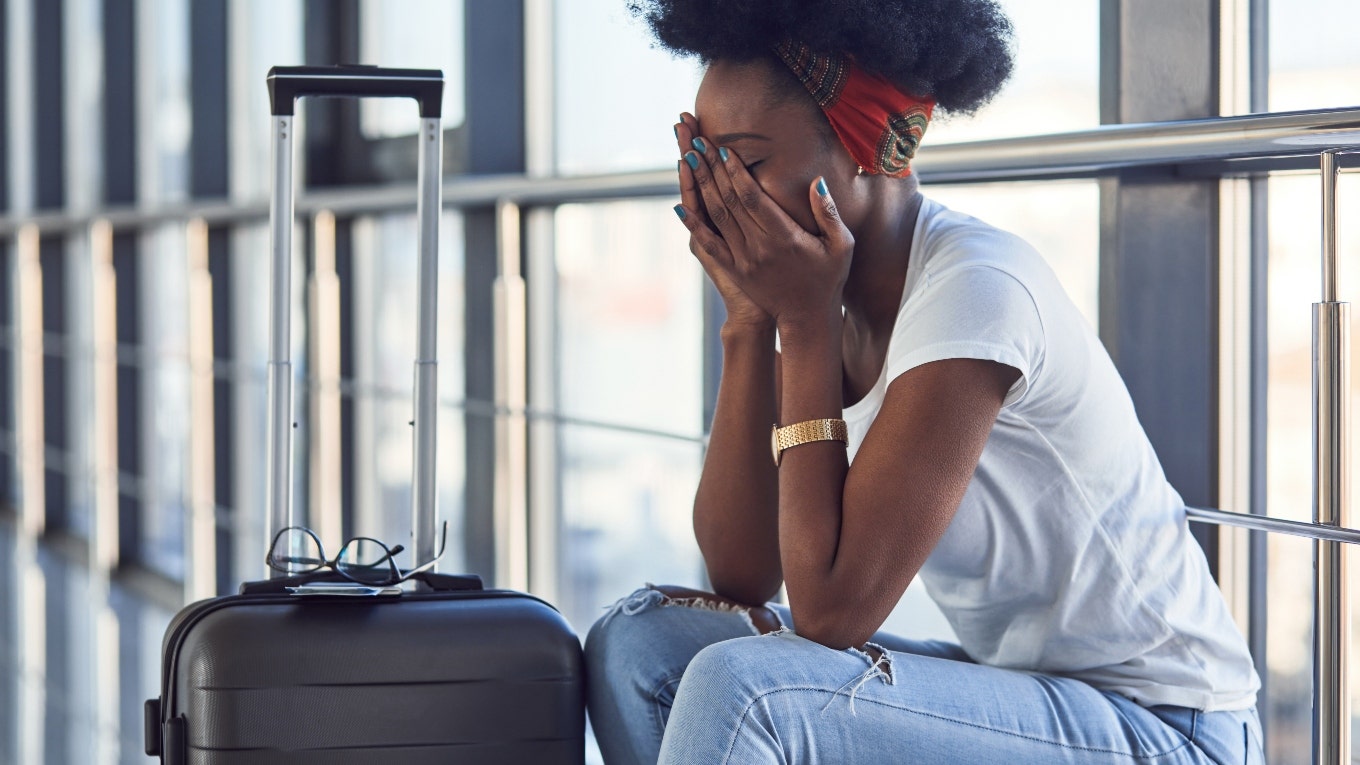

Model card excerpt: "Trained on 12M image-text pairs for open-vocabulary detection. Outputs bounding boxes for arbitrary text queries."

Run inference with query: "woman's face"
[693,58,861,236]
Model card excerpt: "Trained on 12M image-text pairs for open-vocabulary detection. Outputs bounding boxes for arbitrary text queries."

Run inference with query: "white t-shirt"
[844,197,1260,712]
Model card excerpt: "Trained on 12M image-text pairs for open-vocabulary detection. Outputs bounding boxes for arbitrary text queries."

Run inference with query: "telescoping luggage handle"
[264,66,445,577]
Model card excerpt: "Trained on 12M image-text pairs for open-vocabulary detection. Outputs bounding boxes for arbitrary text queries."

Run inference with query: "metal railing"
[2,104,1359,762]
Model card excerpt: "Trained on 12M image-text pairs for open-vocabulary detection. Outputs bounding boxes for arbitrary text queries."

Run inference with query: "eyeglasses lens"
[268,528,325,574]
[337,538,398,585]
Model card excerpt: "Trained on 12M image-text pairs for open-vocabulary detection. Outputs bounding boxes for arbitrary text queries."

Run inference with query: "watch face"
[770,425,781,466]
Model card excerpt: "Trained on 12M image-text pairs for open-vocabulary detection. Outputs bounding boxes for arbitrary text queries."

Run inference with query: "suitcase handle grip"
[267,65,443,118]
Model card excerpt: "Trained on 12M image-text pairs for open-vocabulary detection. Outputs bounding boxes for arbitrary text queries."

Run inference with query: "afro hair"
[628,0,1015,115]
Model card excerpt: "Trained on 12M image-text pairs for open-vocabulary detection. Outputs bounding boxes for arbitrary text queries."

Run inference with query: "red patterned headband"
[774,41,934,178]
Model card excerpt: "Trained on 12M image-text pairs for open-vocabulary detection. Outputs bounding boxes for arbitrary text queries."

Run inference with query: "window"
[138,224,191,579]
[228,0,303,202]
[1268,0,1360,112]
[551,199,706,631]
[358,0,465,138]
[1257,9,1360,757]
[553,0,702,175]
[351,211,467,570]
[1262,171,1360,762]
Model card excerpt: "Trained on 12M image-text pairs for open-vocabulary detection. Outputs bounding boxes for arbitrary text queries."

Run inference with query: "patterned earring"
[856,165,865,176]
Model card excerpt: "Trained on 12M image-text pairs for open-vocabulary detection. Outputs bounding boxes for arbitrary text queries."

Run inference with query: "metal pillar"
[1312,150,1350,765]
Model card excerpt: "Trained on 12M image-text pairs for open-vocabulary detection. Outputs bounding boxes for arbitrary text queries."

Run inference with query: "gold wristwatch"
[770,419,849,466]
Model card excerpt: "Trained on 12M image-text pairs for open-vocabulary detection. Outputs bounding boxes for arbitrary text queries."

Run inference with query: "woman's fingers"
[677,153,718,236]
[698,142,767,239]
[674,203,737,276]
[684,142,747,246]
[808,176,855,254]
[713,145,793,237]
[674,115,694,157]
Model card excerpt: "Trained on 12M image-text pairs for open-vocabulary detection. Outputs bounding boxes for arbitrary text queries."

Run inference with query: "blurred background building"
[0,0,1358,762]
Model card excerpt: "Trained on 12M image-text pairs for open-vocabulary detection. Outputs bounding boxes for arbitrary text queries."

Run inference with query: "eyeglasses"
[265,521,448,586]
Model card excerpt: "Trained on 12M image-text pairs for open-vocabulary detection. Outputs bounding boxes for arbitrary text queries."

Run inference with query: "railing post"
[1313,149,1350,765]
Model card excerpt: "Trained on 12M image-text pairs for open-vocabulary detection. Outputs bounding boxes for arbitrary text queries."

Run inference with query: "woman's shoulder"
[908,197,1069,317]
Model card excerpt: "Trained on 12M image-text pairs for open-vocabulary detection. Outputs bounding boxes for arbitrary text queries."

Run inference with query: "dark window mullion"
[189,0,231,594]
[1098,0,1222,572]
[103,0,140,565]
[33,0,69,535]
[462,0,525,585]
[40,236,68,531]
[336,216,357,542]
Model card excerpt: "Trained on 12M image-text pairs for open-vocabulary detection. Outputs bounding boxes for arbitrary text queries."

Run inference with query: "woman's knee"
[587,584,772,650]
[585,584,782,684]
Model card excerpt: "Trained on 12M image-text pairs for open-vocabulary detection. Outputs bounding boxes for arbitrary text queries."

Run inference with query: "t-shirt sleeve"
[885,264,1045,409]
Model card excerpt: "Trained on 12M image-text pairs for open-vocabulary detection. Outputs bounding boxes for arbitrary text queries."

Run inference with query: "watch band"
[770,418,849,466]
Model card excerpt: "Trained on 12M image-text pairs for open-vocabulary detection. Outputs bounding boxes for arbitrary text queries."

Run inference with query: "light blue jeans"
[584,586,1264,765]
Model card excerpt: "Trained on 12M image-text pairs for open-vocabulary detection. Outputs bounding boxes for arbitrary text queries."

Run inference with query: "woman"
[585,1,1263,762]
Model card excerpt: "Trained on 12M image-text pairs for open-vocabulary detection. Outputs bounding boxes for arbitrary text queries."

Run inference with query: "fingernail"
[673,124,679,138]
[691,137,707,153]
[816,177,829,196]
[685,152,700,170]
[718,146,729,162]
[673,204,686,221]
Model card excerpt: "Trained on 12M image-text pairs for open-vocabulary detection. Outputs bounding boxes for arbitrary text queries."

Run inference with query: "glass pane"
[227,224,271,583]
[64,0,104,212]
[925,0,1099,144]
[228,0,303,202]
[551,198,707,634]
[553,0,702,175]
[63,234,94,538]
[555,200,704,434]
[1268,0,1360,112]
[137,0,191,204]
[558,426,704,634]
[358,0,466,138]
[350,211,466,572]
[1263,172,1360,758]
[139,225,192,579]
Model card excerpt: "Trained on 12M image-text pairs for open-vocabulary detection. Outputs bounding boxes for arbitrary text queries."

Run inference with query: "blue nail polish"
[816,177,829,196]
[718,147,729,162]
[673,124,679,138]
[673,205,686,221]
[685,152,700,170]
[691,137,707,153]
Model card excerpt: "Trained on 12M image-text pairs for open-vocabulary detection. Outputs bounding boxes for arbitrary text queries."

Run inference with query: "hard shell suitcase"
[143,66,585,764]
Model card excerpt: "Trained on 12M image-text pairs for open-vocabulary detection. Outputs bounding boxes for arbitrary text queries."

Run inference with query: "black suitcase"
[143,66,585,764]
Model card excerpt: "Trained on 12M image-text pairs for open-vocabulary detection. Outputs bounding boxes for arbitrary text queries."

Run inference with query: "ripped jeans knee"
[821,639,895,715]
[598,583,783,635]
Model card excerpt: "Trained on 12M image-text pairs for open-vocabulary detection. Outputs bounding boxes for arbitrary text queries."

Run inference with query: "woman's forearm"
[773,312,854,642]
[692,322,783,605]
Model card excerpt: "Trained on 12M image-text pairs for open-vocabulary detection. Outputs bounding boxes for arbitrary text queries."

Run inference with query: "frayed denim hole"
[819,642,895,717]
[598,583,665,629]
[655,591,760,634]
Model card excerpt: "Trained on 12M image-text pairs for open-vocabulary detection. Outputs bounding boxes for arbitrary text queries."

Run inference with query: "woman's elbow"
[703,563,782,608]
[788,601,876,649]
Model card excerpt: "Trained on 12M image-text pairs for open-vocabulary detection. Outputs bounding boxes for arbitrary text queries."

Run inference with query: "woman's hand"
[673,116,855,333]
[674,114,774,332]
